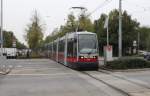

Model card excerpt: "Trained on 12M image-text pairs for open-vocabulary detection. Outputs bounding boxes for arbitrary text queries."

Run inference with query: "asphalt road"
[0,59,126,96]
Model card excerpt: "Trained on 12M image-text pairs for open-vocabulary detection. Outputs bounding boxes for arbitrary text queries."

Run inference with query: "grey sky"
[3,0,150,44]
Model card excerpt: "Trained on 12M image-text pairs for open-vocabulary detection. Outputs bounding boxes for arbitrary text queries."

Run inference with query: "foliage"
[25,11,44,50]
[44,12,94,44]
[44,9,150,56]
[105,58,150,70]
[94,9,140,56]
[16,41,26,49]
[64,13,77,32]
[3,30,26,49]
[94,14,107,55]
[78,14,94,32]
[3,31,13,48]
[138,27,150,51]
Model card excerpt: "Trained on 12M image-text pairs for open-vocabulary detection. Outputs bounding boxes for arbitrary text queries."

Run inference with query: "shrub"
[105,58,150,70]
[30,52,43,58]
[17,52,43,59]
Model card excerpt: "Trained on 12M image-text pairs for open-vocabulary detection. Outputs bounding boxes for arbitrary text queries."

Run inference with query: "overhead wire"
[70,0,113,18]
[87,0,113,17]
[122,0,150,13]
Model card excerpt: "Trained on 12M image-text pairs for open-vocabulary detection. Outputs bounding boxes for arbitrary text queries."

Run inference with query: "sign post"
[104,45,113,63]
[133,40,137,54]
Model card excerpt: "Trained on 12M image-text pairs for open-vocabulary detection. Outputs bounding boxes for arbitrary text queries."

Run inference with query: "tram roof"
[76,31,96,35]
[58,31,96,40]
[67,31,96,35]
[46,31,96,44]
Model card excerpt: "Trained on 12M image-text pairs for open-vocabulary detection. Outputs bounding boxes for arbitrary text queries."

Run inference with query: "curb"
[100,66,150,73]
[111,68,150,72]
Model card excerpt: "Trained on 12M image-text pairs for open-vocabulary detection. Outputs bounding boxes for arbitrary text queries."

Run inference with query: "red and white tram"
[45,31,99,70]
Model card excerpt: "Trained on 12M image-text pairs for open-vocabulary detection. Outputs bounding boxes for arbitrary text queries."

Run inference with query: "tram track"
[98,69,150,90]
[79,69,150,96]
[80,71,131,96]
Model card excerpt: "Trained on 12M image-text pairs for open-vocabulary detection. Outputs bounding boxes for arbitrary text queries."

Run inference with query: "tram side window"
[73,42,77,57]
[58,41,61,52]
[49,45,52,57]
[53,43,57,53]
[59,40,65,53]
[67,39,77,57]
[67,41,73,57]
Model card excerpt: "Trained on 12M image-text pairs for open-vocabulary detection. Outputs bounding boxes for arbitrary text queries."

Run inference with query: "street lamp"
[0,0,3,56]
[119,0,122,58]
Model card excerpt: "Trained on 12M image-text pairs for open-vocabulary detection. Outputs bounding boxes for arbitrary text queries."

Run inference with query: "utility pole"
[0,0,3,56]
[107,24,109,46]
[104,16,109,46]
[106,16,109,46]
[119,0,122,58]
[138,31,140,55]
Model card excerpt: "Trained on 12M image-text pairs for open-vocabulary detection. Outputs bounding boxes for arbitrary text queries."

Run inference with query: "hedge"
[105,58,150,70]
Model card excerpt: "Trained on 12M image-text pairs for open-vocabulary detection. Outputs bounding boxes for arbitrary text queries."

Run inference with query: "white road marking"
[8,73,73,76]
[16,65,23,68]
[8,65,13,68]
[13,67,61,70]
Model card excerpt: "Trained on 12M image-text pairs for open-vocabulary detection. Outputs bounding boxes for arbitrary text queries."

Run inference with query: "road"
[0,59,126,96]
[1,59,150,96]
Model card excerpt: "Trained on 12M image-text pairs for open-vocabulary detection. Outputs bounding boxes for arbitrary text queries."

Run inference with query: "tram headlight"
[93,56,97,59]
[80,56,84,59]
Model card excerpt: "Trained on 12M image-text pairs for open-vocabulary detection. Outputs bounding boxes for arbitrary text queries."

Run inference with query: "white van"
[3,48,17,59]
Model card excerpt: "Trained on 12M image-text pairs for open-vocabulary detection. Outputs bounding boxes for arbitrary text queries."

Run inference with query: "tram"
[44,31,99,70]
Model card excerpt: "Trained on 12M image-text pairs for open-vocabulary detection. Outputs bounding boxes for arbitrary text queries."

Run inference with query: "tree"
[94,14,107,55]
[3,30,26,49]
[78,14,94,32]
[138,27,150,51]
[44,28,59,44]
[44,13,77,44]
[44,12,94,44]
[3,31,13,48]
[65,13,77,32]
[25,11,44,50]
[16,41,27,49]
[94,9,140,56]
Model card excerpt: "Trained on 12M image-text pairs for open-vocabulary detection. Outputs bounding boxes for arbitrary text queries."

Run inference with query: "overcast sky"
[3,0,150,44]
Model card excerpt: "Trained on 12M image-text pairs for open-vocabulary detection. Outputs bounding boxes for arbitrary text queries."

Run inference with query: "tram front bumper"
[75,61,99,70]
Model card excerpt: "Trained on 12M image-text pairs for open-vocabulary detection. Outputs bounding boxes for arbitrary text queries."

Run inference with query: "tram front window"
[78,34,98,54]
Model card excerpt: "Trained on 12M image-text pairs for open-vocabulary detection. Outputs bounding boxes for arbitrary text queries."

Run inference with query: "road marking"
[8,73,74,76]
[14,67,61,70]
[8,65,13,68]
[16,65,23,68]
